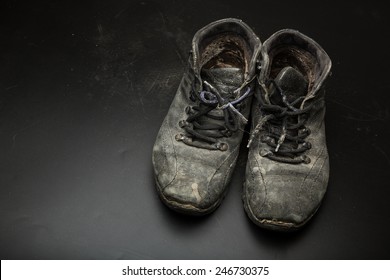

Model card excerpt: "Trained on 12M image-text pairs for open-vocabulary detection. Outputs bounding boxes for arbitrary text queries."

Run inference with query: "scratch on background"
[371,143,390,165]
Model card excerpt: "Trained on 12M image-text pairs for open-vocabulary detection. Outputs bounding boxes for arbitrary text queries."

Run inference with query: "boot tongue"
[201,67,244,99]
[269,66,308,107]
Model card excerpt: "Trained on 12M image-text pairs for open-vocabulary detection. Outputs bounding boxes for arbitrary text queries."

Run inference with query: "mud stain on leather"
[191,183,202,203]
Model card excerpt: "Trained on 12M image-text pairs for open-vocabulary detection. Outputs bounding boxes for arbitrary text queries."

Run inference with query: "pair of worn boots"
[152,18,332,231]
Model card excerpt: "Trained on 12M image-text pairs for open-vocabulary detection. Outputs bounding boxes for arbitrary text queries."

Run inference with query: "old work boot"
[152,19,261,215]
[244,29,332,230]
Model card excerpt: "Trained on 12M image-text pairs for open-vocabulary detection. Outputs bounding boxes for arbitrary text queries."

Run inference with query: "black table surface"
[1,0,389,260]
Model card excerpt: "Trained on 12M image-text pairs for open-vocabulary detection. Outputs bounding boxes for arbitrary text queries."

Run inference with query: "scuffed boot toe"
[158,179,222,215]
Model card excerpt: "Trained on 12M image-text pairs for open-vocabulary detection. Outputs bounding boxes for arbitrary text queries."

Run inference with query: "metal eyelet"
[261,136,274,145]
[175,133,185,141]
[178,120,187,128]
[304,142,312,149]
[256,59,262,70]
[260,135,269,143]
[302,155,311,164]
[222,130,232,137]
[189,89,196,102]
[260,149,272,157]
[216,142,228,151]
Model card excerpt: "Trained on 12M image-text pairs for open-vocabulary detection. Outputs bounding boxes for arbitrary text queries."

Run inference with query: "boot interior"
[198,33,252,94]
[269,46,317,92]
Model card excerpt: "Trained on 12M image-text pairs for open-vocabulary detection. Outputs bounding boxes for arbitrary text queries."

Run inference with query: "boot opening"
[269,46,316,92]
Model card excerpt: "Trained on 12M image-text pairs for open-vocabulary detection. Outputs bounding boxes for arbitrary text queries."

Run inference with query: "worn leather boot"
[244,29,332,230]
[153,18,261,215]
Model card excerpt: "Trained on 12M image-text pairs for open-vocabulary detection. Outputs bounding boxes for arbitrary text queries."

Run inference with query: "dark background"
[1,0,389,259]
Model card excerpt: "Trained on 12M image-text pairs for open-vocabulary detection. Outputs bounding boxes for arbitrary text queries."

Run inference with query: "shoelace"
[176,81,252,151]
[248,80,322,164]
